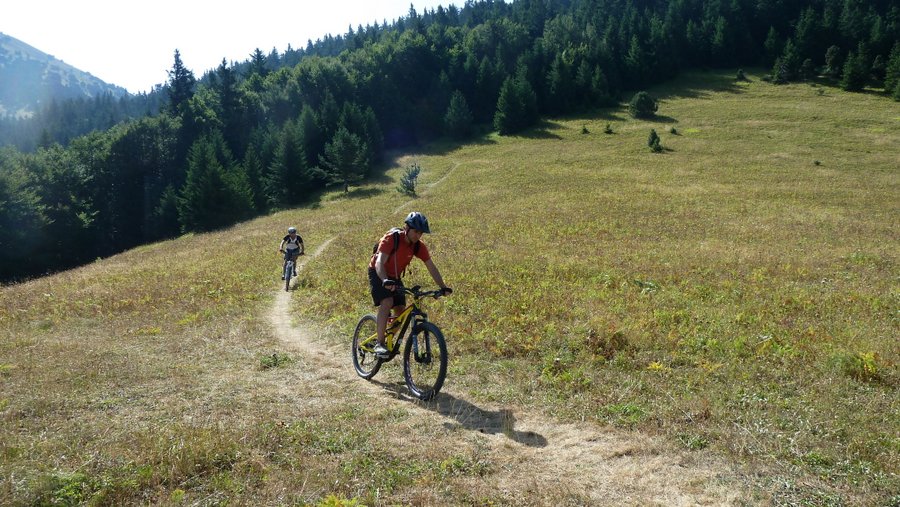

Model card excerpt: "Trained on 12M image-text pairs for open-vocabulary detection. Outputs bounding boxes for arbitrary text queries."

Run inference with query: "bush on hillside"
[648,129,662,152]
[628,91,658,119]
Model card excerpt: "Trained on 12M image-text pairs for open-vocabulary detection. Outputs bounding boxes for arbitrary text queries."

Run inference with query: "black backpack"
[372,228,420,276]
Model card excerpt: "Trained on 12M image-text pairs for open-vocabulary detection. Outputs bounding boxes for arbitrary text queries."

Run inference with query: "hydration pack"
[372,228,420,277]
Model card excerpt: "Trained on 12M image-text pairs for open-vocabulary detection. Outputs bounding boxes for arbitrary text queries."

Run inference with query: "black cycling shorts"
[368,267,406,307]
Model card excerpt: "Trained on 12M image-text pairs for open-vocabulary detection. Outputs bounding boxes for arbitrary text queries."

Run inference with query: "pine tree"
[149,185,180,238]
[841,50,868,91]
[167,50,196,116]
[318,127,368,193]
[444,90,474,139]
[177,133,253,232]
[264,120,308,207]
[884,43,900,94]
[494,73,538,135]
[590,66,612,106]
[763,27,782,66]
[824,45,843,77]
[800,59,816,80]
[648,129,662,152]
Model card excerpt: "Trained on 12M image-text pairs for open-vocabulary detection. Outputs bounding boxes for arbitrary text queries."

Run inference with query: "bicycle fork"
[411,317,432,364]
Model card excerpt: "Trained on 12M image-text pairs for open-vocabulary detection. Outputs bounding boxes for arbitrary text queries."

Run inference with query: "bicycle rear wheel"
[352,314,382,379]
[403,321,447,401]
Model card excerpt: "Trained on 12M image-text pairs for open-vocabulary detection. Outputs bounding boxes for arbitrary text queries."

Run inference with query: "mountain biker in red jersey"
[369,212,451,357]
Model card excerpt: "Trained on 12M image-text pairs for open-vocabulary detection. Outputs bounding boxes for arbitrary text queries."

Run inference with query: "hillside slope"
[0,32,127,118]
[1,70,897,505]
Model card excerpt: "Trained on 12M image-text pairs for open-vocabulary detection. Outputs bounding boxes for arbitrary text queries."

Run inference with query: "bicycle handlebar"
[398,285,446,299]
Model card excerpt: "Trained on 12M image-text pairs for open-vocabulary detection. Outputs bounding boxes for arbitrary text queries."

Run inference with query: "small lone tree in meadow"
[628,91,657,119]
[397,162,421,196]
[648,129,662,152]
[604,123,614,134]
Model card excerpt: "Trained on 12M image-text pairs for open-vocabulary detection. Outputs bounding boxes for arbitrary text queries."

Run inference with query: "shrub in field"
[837,351,881,382]
[736,68,747,81]
[628,91,658,118]
[604,123,613,134]
[397,162,421,196]
[581,125,590,134]
[648,129,662,152]
[260,352,292,369]
[317,494,364,506]
[585,327,628,360]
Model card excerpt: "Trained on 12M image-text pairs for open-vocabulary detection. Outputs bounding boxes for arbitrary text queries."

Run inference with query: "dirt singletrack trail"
[267,237,746,505]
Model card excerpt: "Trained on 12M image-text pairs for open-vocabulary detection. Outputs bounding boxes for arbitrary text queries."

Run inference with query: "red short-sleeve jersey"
[368,229,430,278]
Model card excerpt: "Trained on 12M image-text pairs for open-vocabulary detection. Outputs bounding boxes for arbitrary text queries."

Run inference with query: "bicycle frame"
[384,301,422,354]
[360,286,436,358]
[352,285,448,400]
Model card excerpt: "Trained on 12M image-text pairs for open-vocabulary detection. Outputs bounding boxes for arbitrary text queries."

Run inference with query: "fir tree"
[648,129,662,152]
[177,133,253,232]
[166,50,196,116]
[444,90,474,139]
[884,43,900,94]
[494,73,538,135]
[824,45,843,77]
[841,50,868,91]
[318,127,368,193]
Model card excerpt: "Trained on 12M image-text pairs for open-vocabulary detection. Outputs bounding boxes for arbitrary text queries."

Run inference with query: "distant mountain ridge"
[0,32,127,118]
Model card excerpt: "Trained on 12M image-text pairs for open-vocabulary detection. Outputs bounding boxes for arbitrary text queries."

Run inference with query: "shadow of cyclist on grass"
[371,380,547,448]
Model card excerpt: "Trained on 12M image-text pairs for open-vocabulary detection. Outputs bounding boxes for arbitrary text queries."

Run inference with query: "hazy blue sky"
[4,0,459,93]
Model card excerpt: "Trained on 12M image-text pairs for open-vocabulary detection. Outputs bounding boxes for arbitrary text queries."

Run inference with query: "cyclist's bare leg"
[376,296,393,346]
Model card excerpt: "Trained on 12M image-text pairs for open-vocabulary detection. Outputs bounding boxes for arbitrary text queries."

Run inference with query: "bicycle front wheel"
[403,321,447,401]
[284,262,292,291]
[352,314,382,379]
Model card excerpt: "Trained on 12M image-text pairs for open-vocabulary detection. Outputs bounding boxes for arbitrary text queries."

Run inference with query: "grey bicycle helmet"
[404,212,430,233]
[287,226,297,234]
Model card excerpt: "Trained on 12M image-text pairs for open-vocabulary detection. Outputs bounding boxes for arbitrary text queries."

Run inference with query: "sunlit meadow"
[1,70,897,505]
[297,70,899,504]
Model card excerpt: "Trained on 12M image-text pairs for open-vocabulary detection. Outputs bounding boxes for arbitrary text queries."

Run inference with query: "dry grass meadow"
[1,70,898,505]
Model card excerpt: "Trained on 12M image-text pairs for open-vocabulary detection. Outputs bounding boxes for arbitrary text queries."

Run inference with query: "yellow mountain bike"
[351,285,448,401]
